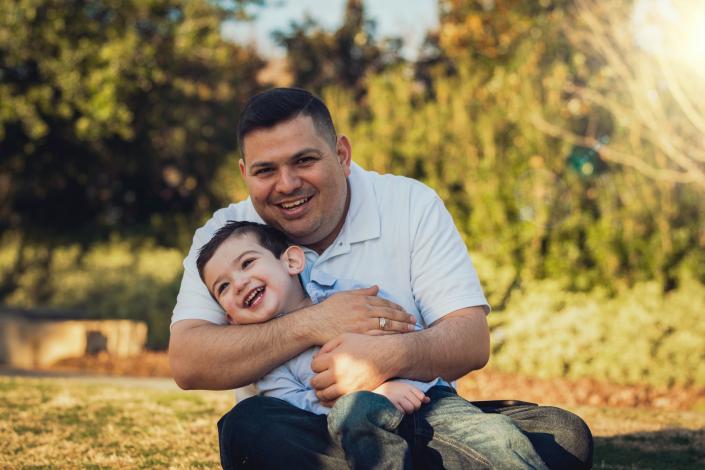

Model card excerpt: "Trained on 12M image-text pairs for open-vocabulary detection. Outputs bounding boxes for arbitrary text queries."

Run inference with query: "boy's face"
[202,233,305,325]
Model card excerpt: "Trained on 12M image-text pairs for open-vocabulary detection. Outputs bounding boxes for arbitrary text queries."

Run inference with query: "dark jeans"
[218,387,593,469]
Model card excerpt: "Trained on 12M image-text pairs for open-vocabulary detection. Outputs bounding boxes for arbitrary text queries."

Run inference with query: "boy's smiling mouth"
[243,286,265,308]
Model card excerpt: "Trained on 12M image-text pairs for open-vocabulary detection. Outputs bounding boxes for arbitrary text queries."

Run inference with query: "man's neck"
[307,181,351,254]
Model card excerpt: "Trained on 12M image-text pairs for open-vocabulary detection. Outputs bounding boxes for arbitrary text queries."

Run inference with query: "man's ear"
[336,135,352,177]
[239,158,246,177]
[281,245,306,275]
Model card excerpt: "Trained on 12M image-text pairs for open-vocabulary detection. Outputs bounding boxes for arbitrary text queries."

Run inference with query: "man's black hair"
[196,220,293,283]
[237,88,337,157]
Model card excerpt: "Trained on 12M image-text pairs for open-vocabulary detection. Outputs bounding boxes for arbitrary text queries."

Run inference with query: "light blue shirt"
[256,269,441,415]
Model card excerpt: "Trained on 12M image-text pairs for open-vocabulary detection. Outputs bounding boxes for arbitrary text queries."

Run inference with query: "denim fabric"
[218,388,593,469]
[327,391,411,470]
[327,388,548,470]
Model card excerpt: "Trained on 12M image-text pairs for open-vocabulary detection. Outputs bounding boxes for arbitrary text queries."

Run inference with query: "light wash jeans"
[218,386,593,469]
[327,386,549,469]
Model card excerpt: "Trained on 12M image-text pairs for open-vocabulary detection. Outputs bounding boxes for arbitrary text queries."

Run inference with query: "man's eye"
[253,167,273,176]
[242,258,255,269]
[297,156,316,164]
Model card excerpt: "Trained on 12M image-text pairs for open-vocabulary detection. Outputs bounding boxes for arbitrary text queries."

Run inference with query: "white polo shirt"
[172,162,489,328]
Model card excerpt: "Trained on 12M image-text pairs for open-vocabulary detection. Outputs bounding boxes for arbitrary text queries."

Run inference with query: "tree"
[532,0,705,187]
[0,0,264,248]
[272,0,402,100]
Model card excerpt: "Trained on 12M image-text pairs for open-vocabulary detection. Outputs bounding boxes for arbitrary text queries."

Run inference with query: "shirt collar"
[342,162,381,244]
[308,269,338,287]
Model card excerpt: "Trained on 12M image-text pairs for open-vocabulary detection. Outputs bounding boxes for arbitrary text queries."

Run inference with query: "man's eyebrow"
[247,148,324,170]
[209,249,260,293]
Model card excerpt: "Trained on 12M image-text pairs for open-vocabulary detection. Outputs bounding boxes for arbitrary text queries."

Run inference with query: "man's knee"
[217,397,266,469]
[547,406,593,469]
[219,396,300,468]
[527,406,593,469]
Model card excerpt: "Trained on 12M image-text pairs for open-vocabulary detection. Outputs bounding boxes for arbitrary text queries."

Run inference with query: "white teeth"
[280,197,309,209]
[244,287,264,307]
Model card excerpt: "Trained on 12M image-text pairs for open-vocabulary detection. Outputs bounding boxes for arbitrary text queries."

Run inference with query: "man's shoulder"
[355,164,438,202]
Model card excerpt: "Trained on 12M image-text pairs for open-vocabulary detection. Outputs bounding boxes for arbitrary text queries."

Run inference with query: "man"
[169,88,593,469]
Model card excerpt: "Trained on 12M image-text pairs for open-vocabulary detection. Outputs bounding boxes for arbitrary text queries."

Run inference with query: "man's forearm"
[169,314,315,390]
[391,306,490,383]
[169,287,416,390]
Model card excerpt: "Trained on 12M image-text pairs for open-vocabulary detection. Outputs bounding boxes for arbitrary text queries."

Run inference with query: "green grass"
[1,376,704,468]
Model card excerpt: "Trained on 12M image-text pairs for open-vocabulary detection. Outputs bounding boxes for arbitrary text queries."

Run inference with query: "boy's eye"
[242,258,255,269]
[217,282,229,296]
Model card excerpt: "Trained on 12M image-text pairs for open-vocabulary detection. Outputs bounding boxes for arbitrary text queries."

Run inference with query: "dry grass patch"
[2,375,705,468]
[1,376,233,468]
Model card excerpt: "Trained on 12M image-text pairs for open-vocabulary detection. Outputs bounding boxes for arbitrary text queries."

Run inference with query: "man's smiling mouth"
[278,196,311,210]
[244,286,265,307]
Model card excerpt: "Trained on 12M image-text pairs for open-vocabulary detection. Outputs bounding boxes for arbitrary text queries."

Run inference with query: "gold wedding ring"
[379,317,387,330]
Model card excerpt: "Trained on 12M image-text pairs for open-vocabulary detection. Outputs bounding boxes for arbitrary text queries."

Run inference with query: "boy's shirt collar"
[304,269,338,305]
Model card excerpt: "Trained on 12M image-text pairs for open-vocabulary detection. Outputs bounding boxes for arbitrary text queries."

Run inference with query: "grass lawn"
[2,375,704,469]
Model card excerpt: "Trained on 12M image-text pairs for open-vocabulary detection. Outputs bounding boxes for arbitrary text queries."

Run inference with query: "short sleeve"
[409,189,489,326]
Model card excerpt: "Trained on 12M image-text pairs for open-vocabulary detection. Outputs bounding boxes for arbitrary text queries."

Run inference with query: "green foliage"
[0,0,263,245]
[1,237,183,349]
[326,0,705,293]
[490,278,705,387]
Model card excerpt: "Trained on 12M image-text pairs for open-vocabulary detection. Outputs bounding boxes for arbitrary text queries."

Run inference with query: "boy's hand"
[373,381,430,414]
[307,286,416,344]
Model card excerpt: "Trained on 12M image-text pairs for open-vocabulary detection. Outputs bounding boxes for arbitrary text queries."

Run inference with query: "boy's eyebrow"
[247,148,323,171]
[209,249,261,294]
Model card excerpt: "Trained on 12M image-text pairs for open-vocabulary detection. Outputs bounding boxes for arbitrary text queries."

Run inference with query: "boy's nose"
[233,275,249,294]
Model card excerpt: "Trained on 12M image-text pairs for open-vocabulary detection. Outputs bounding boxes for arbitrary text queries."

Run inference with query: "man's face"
[239,115,351,252]
[202,234,303,325]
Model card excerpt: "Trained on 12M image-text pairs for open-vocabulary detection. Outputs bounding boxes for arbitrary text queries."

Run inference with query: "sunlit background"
[1,0,705,403]
[2,0,705,466]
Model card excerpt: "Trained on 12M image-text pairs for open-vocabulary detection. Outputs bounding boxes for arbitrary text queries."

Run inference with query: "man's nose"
[275,168,302,194]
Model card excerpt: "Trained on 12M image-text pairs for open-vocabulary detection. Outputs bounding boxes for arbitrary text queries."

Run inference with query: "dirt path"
[17,351,705,411]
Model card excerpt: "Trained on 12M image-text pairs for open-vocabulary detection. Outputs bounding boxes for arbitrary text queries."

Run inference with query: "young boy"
[197,220,548,469]
[196,220,433,415]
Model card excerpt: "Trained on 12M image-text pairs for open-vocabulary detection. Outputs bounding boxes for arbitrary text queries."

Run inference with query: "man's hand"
[309,306,490,406]
[373,381,430,414]
[307,286,416,344]
[310,333,400,406]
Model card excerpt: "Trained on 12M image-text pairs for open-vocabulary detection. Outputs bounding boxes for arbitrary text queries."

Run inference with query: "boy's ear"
[281,245,305,275]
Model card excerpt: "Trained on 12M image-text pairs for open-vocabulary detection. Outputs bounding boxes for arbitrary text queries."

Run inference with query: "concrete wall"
[0,314,147,368]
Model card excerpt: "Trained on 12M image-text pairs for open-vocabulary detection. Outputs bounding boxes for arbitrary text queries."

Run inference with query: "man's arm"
[310,305,489,403]
[169,286,416,390]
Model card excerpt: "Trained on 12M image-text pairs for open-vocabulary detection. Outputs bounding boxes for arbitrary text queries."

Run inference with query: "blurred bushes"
[1,0,703,386]
[1,235,182,349]
[488,278,705,388]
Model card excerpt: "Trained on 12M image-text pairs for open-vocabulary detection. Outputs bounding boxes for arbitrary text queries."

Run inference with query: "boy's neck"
[291,295,313,312]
